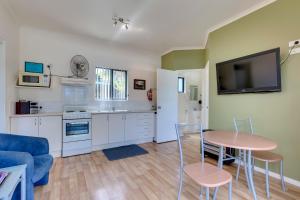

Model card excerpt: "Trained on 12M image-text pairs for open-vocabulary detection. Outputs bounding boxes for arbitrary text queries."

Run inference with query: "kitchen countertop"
[10,112,63,118]
[10,110,156,118]
[91,110,156,114]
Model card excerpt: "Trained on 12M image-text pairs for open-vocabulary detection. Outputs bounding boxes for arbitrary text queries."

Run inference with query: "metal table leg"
[247,150,258,200]
[243,149,251,192]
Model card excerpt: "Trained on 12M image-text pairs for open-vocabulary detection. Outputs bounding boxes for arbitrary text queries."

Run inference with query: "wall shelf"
[16,85,50,89]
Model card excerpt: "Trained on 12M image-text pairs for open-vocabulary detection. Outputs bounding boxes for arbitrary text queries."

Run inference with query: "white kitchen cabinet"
[38,116,62,156]
[125,113,139,141]
[92,114,109,146]
[10,117,39,137]
[137,113,155,139]
[10,115,63,157]
[108,114,125,143]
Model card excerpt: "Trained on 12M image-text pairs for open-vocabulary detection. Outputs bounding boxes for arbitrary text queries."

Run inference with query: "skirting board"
[233,161,300,188]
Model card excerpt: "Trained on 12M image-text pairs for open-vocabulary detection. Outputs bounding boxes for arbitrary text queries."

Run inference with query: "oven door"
[63,118,92,142]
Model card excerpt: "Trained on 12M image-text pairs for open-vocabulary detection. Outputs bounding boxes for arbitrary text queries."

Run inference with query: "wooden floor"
[35,137,300,200]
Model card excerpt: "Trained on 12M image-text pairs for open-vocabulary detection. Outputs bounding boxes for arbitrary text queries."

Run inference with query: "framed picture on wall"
[134,79,146,90]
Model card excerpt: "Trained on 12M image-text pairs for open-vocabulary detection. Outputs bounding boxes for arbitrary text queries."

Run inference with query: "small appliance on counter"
[16,100,39,114]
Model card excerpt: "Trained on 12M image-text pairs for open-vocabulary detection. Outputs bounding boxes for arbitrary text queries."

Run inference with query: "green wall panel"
[206,0,300,181]
[161,49,206,70]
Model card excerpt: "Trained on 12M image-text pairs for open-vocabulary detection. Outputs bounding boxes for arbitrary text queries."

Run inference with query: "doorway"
[0,41,6,132]
[155,64,209,143]
[177,63,209,129]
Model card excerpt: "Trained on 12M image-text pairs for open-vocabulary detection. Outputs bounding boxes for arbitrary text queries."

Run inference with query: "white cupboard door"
[201,62,209,130]
[38,116,62,155]
[108,114,125,143]
[156,69,178,143]
[10,117,39,137]
[92,114,109,146]
[125,113,138,141]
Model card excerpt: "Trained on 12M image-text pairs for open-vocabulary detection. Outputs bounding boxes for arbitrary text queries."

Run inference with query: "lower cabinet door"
[92,114,109,146]
[108,114,125,143]
[125,113,139,141]
[10,117,39,137]
[38,116,62,156]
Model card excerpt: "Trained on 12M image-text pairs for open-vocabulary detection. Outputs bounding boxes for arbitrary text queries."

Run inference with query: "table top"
[0,165,26,198]
[204,131,277,151]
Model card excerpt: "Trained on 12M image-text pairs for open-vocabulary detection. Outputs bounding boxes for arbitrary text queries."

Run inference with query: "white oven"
[63,118,91,142]
[62,110,92,157]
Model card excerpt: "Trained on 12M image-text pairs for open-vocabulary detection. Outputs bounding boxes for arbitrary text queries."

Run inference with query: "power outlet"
[291,48,300,55]
[289,39,300,48]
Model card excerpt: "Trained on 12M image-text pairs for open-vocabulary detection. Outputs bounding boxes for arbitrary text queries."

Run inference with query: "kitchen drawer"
[137,120,153,127]
[136,113,154,120]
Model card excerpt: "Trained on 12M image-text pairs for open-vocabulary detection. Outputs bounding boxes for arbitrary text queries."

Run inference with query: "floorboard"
[35,137,300,200]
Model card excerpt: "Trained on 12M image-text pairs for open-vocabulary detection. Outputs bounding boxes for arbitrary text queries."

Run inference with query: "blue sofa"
[0,133,53,200]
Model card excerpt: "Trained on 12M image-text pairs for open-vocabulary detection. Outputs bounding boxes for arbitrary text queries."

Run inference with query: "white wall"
[17,26,159,112]
[0,1,19,131]
[0,42,5,131]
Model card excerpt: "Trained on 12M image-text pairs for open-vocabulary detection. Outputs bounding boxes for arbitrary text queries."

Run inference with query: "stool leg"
[236,149,242,181]
[280,160,286,192]
[178,167,183,200]
[252,158,255,174]
[228,181,232,200]
[206,187,210,200]
[200,187,203,199]
[265,161,270,199]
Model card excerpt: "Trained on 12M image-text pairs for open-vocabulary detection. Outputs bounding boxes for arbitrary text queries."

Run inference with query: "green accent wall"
[161,49,206,70]
[207,0,300,181]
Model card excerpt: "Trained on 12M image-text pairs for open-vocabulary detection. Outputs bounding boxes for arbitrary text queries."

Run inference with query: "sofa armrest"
[0,151,34,179]
[0,133,49,156]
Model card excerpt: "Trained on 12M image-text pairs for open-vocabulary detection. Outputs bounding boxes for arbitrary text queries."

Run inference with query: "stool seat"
[252,151,283,162]
[184,162,232,188]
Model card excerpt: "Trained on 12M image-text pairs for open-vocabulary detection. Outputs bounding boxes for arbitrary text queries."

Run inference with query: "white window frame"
[95,67,128,101]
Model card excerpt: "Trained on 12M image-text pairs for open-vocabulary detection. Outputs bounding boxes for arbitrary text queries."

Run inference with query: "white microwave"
[18,72,50,87]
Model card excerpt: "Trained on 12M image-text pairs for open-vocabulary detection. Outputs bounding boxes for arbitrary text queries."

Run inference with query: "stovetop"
[63,106,91,120]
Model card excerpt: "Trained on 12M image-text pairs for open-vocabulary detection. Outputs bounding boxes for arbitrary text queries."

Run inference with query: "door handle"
[157,106,161,110]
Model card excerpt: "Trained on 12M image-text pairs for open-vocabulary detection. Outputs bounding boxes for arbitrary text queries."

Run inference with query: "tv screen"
[216,48,281,94]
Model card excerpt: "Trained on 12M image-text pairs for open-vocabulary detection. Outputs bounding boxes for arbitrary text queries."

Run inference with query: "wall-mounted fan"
[70,55,89,78]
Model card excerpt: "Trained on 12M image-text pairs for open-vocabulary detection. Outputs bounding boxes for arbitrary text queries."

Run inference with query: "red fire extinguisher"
[147,88,153,101]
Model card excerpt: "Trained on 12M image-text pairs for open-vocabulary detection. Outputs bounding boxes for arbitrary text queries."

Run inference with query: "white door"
[0,42,6,132]
[92,114,109,146]
[39,116,62,156]
[125,113,138,142]
[156,69,178,143]
[108,114,125,143]
[10,117,39,137]
[201,62,209,129]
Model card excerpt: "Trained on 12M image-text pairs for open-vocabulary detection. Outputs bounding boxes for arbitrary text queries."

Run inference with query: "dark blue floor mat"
[102,144,148,161]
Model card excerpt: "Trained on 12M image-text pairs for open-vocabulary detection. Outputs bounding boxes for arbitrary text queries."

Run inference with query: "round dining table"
[204,131,277,200]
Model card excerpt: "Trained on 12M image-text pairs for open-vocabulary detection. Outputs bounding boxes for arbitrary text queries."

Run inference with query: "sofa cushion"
[32,154,53,183]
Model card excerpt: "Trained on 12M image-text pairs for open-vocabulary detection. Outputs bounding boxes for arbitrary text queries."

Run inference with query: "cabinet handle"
[34,118,37,126]
[39,118,42,126]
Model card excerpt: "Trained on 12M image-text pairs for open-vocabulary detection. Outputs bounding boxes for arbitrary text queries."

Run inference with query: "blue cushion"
[32,154,53,183]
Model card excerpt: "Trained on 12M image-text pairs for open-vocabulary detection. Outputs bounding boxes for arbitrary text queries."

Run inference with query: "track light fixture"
[112,16,130,30]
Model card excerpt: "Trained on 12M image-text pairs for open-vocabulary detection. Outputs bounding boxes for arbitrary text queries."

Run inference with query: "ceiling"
[7,0,273,54]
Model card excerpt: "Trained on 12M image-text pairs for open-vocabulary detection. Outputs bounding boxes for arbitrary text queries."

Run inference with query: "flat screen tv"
[216,48,281,95]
